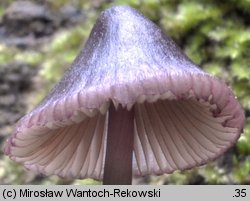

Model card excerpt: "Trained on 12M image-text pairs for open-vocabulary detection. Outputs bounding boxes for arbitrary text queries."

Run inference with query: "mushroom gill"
[4,5,245,184]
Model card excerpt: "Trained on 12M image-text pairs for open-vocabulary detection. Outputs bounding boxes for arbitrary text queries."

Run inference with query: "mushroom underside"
[8,97,239,180]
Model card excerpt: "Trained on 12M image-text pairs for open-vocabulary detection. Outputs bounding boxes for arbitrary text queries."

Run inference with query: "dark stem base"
[103,103,134,185]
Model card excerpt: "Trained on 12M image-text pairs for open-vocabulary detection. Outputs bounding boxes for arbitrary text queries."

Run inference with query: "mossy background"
[0,0,249,185]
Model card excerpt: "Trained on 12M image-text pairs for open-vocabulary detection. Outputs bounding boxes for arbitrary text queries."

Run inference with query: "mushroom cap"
[4,6,245,180]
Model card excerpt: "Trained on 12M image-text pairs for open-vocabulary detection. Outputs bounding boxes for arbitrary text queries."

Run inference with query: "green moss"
[74,179,101,185]
[233,160,250,184]
[14,51,43,65]
[0,45,16,64]
[0,6,4,18]
[237,123,250,155]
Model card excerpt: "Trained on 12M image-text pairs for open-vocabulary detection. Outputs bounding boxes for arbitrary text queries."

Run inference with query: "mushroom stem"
[103,103,135,185]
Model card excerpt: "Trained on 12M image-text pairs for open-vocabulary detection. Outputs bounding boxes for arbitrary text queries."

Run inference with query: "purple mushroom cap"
[4,6,245,181]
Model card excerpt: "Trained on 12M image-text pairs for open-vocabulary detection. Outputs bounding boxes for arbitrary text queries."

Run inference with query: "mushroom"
[4,5,245,185]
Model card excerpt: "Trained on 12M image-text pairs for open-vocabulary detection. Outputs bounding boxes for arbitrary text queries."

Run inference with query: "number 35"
[234,189,246,197]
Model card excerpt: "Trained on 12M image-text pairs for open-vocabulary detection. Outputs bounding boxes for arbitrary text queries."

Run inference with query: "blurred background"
[0,0,249,185]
